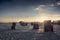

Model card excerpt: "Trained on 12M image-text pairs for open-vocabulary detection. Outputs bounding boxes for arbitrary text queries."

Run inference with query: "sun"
[40,17,48,22]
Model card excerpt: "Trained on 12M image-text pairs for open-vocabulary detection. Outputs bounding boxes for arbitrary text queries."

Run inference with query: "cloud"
[57,2,60,5]
[34,4,60,18]
[34,5,46,10]
[34,4,55,12]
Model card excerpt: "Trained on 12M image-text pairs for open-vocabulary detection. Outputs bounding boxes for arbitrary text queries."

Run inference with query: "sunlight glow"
[39,17,49,22]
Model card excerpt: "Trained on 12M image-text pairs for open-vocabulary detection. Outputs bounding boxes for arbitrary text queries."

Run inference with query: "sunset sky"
[0,0,60,22]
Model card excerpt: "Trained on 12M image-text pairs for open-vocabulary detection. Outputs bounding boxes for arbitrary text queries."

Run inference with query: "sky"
[0,0,60,22]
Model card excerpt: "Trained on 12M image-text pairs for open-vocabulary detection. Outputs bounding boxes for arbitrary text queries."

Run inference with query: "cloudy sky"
[0,0,60,22]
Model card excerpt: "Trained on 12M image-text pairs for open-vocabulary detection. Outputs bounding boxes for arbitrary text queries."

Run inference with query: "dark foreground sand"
[0,23,60,40]
[0,29,60,40]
